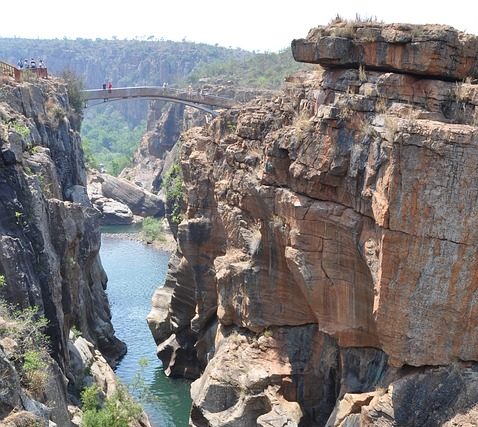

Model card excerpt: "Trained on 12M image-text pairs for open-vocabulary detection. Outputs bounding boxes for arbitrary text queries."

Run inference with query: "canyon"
[147,21,478,426]
[1,19,478,427]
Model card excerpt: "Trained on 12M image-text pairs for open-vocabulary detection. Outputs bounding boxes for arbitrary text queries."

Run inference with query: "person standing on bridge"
[108,81,112,93]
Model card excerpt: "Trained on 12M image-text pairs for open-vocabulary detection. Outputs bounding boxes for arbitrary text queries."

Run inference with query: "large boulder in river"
[96,173,164,217]
[93,197,134,225]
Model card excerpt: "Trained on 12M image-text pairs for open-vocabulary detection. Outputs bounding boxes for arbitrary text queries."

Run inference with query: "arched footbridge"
[82,86,237,116]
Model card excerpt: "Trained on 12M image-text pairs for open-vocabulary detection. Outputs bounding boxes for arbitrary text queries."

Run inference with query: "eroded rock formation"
[148,22,478,426]
[292,21,478,81]
[0,77,126,424]
[87,170,164,224]
[121,85,277,194]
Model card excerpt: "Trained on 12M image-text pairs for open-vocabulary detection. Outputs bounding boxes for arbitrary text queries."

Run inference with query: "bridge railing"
[82,86,236,109]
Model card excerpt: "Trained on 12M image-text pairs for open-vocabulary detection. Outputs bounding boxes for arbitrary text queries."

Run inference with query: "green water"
[100,234,192,426]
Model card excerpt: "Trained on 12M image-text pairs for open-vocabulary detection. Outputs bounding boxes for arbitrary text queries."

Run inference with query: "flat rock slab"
[292,22,478,81]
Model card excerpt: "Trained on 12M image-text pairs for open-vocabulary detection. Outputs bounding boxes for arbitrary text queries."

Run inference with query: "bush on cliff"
[61,70,85,115]
[163,162,184,228]
[0,302,50,396]
[81,384,142,427]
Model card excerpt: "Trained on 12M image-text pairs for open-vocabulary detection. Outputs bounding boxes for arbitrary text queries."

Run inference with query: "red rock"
[292,23,478,81]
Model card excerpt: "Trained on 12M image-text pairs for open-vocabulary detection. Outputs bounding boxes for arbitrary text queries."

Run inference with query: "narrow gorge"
[1,18,478,427]
[147,22,478,426]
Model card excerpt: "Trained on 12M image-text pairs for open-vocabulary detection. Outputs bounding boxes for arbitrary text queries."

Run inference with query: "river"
[100,232,192,427]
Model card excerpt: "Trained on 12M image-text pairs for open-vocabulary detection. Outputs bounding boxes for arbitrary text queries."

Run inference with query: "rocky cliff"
[121,85,278,196]
[148,21,478,426]
[0,76,126,424]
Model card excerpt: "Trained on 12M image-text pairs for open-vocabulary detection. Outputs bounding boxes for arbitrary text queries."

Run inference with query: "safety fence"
[0,61,48,81]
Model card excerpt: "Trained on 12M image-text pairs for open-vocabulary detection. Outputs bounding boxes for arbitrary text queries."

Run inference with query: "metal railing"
[0,61,48,81]
[0,61,18,79]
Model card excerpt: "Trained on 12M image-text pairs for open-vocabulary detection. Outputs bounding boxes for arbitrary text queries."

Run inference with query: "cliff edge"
[0,76,126,425]
[148,21,478,426]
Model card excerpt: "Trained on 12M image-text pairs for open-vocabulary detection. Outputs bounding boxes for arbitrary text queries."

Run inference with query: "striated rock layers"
[148,22,478,427]
[292,21,478,81]
[0,77,126,424]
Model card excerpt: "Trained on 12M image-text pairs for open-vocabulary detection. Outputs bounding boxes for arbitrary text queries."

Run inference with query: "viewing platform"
[0,61,48,81]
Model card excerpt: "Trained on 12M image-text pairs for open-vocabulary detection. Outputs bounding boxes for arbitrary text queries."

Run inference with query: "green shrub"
[22,350,48,394]
[0,302,50,395]
[71,326,82,339]
[12,122,30,139]
[129,357,159,402]
[61,70,85,114]
[162,162,184,228]
[81,384,142,427]
[141,217,164,242]
[81,384,101,411]
[0,275,5,287]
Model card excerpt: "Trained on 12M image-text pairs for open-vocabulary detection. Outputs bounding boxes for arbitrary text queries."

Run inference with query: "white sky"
[2,0,477,52]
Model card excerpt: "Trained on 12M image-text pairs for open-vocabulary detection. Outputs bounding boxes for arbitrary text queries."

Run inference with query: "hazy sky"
[2,0,477,51]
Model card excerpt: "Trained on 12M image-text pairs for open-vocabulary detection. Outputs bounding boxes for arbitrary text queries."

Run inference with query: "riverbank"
[101,223,177,253]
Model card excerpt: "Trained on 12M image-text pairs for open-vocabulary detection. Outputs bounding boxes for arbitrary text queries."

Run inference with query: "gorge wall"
[147,22,478,426]
[0,76,126,425]
[121,85,277,195]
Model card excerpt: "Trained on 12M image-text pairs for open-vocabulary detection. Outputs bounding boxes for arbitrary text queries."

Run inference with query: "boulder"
[99,173,164,217]
[95,197,134,225]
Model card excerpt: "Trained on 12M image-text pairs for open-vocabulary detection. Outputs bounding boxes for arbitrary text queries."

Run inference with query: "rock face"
[122,85,277,194]
[292,21,478,81]
[0,77,126,424]
[148,23,478,426]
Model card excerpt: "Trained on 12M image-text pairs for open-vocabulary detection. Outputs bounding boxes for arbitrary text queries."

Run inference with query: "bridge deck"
[82,86,236,110]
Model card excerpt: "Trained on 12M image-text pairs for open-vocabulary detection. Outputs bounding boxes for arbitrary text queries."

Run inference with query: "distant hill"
[186,48,312,89]
[0,37,252,88]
